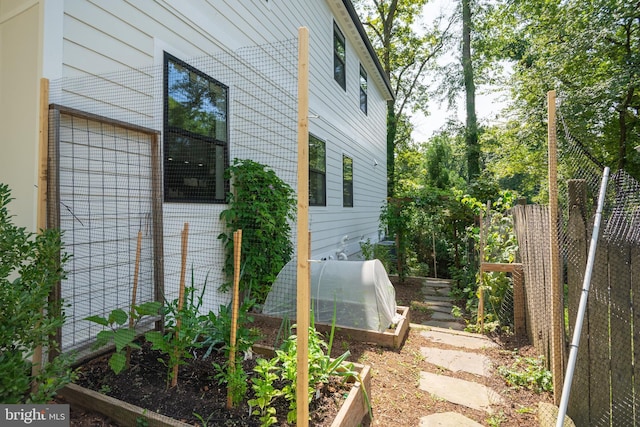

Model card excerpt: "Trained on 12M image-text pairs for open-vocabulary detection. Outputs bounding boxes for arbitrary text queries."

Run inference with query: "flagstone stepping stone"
[421,320,466,331]
[419,412,483,427]
[419,371,504,413]
[422,294,453,302]
[420,329,498,349]
[430,311,457,321]
[420,347,492,377]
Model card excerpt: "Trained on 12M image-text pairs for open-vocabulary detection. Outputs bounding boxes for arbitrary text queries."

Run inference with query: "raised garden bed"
[250,306,410,349]
[59,343,371,427]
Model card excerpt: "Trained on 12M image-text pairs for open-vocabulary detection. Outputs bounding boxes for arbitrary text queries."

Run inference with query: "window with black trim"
[163,53,228,203]
[343,155,353,207]
[333,22,346,90]
[309,134,326,206]
[359,64,368,114]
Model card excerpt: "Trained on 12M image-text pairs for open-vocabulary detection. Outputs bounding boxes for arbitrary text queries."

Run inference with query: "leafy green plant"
[249,307,370,426]
[218,159,296,304]
[85,301,162,374]
[145,280,207,387]
[248,357,282,427]
[0,183,75,403]
[200,298,258,360]
[201,298,258,407]
[497,353,553,393]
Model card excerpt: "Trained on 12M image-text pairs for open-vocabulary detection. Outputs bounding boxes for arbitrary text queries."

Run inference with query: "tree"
[354,0,455,196]
[485,0,640,180]
[462,0,480,180]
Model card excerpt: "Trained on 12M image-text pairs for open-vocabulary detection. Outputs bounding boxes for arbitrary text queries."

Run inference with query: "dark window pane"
[164,53,228,203]
[343,155,353,207]
[334,22,346,90]
[309,134,326,206]
[359,65,368,114]
[167,61,227,141]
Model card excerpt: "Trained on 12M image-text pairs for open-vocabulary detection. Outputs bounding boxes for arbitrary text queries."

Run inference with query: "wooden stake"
[478,207,485,331]
[127,231,143,369]
[32,78,50,390]
[296,26,310,427]
[171,223,189,388]
[227,229,242,409]
[548,90,564,403]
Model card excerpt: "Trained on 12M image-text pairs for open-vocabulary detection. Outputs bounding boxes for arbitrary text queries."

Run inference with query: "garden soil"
[61,276,552,426]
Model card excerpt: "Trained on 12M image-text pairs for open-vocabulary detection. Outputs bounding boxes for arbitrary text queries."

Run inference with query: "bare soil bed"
[63,275,552,426]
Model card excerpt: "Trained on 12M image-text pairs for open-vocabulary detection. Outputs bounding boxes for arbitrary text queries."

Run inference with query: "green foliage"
[497,353,553,393]
[358,238,391,270]
[218,159,296,304]
[0,183,75,403]
[249,325,365,426]
[203,298,258,407]
[213,358,248,407]
[85,301,162,374]
[200,298,259,360]
[248,358,282,427]
[145,281,206,387]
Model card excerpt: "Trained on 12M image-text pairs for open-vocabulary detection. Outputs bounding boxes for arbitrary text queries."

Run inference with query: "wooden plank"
[512,265,526,338]
[296,26,311,427]
[150,133,164,331]
[565,204,590,427]
[548,89,564,403]
[250,306,410,349]
[480,262,523,273]
[632,244,640,420]
[60,384,192,427]
[609,241,632,426]
[588,241,610,424]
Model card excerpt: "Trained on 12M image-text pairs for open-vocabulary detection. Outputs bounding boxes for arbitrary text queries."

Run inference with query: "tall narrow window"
[164,53,228,203]
[359,64,368,114]
[309,134,326,206]
[333,22,346,90]
[343,155,353,207]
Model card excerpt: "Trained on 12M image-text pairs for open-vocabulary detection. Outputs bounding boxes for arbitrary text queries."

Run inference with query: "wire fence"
[47,38,299,358]
[511,99,640,425]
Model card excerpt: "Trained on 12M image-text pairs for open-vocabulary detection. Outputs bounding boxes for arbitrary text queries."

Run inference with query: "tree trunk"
[387,101,397,197]
[462,0,480,181]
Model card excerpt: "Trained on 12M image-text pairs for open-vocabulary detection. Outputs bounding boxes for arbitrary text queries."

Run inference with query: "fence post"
[296,26,310,427]
[566,179,589,426]
[547,89,564,403]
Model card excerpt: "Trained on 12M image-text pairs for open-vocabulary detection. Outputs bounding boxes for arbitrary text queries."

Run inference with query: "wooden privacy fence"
[566,180,640,427]
[512,204,555,364]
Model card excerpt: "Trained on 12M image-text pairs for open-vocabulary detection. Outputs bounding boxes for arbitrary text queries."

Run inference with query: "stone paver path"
[415,278,506,425]
[420,278,465,331]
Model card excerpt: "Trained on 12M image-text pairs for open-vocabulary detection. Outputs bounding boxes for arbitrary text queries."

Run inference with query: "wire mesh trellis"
[47,38,300,359]
[508,95,640,425]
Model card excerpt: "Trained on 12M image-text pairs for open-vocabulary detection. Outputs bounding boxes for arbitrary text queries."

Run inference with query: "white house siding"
[38,0,389,340]
[56,113,155,351]
[0,1,42,231]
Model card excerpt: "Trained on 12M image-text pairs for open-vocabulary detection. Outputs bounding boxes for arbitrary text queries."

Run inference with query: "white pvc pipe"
[556,167,610,427]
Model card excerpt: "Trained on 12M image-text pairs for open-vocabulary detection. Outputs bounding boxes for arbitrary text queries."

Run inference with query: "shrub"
[0,183,75,403]
[218,159,296,304]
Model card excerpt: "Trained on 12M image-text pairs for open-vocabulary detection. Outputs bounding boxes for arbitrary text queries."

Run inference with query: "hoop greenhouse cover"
[262,259,400,333]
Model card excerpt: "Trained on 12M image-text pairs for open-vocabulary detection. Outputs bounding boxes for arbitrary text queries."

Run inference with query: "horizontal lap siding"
[57,113,155,352]
[57,0,388,302]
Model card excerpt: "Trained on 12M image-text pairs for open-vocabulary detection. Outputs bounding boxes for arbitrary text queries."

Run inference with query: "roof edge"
[341,0,394,100]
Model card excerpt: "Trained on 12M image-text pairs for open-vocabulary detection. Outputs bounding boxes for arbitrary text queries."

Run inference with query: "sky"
[410,0,511,143]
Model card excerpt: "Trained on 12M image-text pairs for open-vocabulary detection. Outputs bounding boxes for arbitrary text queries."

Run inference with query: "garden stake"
[126,230,143,369]
[227,229,242,409]
[171,222,189,388]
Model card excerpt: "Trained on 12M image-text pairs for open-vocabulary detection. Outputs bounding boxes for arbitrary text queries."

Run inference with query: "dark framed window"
[343,155,353,207]
[163,53,229,203]
[333,21,346,90]
[359,64,368,114]
[309,134,326,206]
